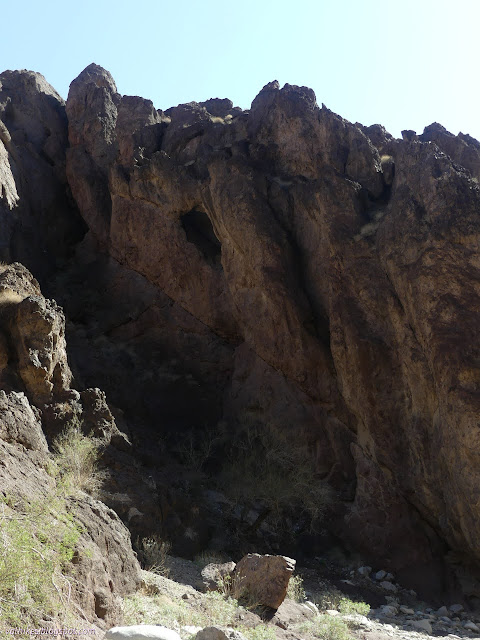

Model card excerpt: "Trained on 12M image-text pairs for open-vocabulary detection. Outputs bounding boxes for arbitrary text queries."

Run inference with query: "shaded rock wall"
[0,263,141,627]
[2,63,480,598]
[0,70,86,281]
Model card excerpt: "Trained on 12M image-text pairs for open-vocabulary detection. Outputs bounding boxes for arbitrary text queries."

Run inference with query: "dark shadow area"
[181,209,222,268]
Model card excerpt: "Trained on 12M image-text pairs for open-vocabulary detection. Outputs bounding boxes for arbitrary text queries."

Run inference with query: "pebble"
[436,606,449,617]
[381,605,399,616]
[399,606,415,615]
[464,621,480,632]
[411,619,433,634]
[450,604,464,614]
[358,565,372,577]
[381,581,398,592]
[375,570,387,580]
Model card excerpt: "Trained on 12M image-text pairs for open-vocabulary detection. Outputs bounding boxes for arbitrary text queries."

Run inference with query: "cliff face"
[0,261,141,627]
[2,64,480,599]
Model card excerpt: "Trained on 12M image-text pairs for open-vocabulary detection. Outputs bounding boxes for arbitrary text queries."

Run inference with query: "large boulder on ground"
[233,554,296,609]
[195,628,248,640]
[201,561,236,592]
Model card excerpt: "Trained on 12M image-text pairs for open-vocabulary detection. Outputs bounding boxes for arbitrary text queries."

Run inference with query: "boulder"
[105,627,181,640]
[272,599,315,628]
[411,619,433,634]
[0,390,47,451]
[201,561,236,592]
[233,554,295,609]
[195,628,247,640]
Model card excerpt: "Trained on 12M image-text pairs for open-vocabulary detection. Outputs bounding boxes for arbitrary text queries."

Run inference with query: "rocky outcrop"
[61,65,480,593]
[0,70,85,281]
[0,261,143,626]
[0,388,141,628]
[4,62,480,601]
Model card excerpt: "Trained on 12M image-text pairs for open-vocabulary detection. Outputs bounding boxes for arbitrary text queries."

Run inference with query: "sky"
[1,0,479,140]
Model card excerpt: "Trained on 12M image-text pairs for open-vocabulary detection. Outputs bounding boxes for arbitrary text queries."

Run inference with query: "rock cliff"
[2,63,480,603]
[0,261,141,627]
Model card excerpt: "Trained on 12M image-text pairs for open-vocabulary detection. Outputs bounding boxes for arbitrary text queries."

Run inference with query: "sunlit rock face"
[5,62,480,597]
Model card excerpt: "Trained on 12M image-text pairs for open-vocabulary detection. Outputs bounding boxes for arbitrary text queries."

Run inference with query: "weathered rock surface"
[0,262,141,626]
[0,69,85,281]
[195,628,247,640]
[4,63,480,601]
[233,554,295,609]
[201,561,236,592]
[0,392,141,628]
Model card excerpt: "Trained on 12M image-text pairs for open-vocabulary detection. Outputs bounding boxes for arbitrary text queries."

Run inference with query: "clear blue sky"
[2,0,479,140]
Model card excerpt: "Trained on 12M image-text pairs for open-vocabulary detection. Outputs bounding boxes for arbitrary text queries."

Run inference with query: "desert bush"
[219,424,331,534]
[287,573,306,602]
[298,615,352,640]
[338,597,370,616]
[50,420,103,496]
[174,427,220,473]
[123,590,238,628]
[311,582,344,611]
[0,492,82,627]
[239,626,276,640]
[194,549,231,569]
[138,534,171,575]
[201,591,239,625]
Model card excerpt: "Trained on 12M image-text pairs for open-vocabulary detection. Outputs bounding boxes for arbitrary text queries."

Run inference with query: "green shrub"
[0,493,82,627]
[299,615,352,640]
[138,535,171,575]
[287,574,306,602]
[239,625,276,640]
[219,424,331,534]
[311,583,344,611]
[338,597,370,616]
[123,590,238,628]
[50,422,103,496]
[194,549,231,569]
[0,423,102,627]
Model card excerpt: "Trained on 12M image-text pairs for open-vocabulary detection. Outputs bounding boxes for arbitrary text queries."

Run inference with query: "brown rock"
[7,62,480,599]
[233,554,295,609]
[0,391,141,628]
[196,627,248,640]
[61,66,480,592]
[0,390,47,451]
[420,122,480,180]
[0,70,85,280]
[271,599,315,629]
[201,561,236,592]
